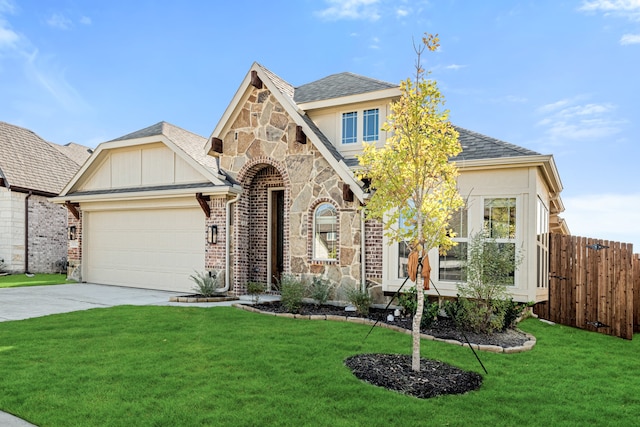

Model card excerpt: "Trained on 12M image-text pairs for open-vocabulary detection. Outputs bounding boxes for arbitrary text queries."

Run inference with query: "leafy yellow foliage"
[357,63,463,255]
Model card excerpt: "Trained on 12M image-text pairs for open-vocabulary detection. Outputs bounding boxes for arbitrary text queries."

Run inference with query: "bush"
[189,270,220,297]
[442,298,468,329]
[502,299,532,330]
[456,230,523,334]
[397,286,439,328]
[279,274,305,313]
[307,276,334,306]
[345,287,372,317]
[246,282,265,304]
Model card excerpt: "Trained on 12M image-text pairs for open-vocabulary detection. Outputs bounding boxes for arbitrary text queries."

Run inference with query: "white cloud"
[445,64,467,70]
[315,0,381,21]
[79,16,92,25]
[47,13,72,30]
[536,97,625,142]
[620,33,640,43]
[396,8,409,17]
[0,20,18,49]
[563,193,640,248]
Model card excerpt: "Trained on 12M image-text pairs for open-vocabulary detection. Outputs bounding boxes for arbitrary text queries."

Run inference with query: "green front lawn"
[0,273,71,288]
[0,307,638,426]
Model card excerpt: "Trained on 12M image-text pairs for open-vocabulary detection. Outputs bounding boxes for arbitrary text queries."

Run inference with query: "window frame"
[341,111,358,144]
[483,197,518,286]
[363,108,379,142]
[438,208,469,282]
[312,202,338,261]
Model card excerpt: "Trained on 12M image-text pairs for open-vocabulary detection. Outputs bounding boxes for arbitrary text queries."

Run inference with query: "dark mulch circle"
[345,353,483,399]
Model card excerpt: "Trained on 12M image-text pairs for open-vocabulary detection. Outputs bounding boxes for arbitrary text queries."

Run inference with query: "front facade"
[57,63,566,303]
[0,122,90,274]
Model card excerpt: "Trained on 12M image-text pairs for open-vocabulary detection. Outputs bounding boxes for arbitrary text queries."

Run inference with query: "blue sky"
[1,0,639,250]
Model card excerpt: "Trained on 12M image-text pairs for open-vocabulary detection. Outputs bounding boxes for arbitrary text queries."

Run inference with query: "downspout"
[224,192,241,293]
[24,191,32,274]
[360,205,366,293]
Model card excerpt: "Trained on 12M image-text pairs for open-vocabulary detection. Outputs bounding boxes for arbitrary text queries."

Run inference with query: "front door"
[269,189,284,289]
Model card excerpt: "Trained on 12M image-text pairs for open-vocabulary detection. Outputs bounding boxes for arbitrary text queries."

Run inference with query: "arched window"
[313,203,337,260]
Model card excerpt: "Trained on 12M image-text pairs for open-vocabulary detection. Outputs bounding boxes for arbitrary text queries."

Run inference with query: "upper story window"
[342,112,358,144]
[313,203,338,260]
[363,108,379,142]
[341,108,380,145]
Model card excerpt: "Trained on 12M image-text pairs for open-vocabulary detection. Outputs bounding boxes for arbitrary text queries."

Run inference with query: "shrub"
[307,276,334,306]
[345,287,372,317]
[456,230,523,334]
[279,274,305,313]
[398,287,438,328]
[502,299,532,330]
[442,298,468,329]
[189,270,220,297]
[246,282,265,304]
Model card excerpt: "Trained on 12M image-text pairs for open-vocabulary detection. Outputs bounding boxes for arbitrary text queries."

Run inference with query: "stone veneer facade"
[218,86,365,295]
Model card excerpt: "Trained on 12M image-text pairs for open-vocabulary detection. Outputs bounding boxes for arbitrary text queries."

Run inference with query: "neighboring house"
[0,122,91,273]
[56,63,567,303]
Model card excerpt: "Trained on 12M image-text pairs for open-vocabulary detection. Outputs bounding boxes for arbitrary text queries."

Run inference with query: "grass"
[0,273,71,288]
[0,308,639,426]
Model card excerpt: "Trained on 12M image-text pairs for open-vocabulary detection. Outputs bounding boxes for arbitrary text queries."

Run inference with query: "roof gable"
[60,121,228,197]
[0,121,81,195]
[210,63,366,202]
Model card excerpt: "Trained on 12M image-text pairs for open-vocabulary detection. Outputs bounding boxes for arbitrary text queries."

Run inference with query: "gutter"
[222,192,242,294]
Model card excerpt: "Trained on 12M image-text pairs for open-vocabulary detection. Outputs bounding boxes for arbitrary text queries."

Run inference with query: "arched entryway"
[235,158,290,294]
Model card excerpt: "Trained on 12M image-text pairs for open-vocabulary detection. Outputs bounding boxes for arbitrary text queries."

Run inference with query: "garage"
[84,207,204,292]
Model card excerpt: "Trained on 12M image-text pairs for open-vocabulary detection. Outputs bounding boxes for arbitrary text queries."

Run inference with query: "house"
[55,63,567,303]
[0,122,91,273]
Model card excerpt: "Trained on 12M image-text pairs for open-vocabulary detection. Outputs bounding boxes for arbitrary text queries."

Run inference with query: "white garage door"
[85,207,204,292]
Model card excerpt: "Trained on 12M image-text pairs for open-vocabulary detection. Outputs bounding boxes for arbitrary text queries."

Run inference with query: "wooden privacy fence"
[534,233,636,340]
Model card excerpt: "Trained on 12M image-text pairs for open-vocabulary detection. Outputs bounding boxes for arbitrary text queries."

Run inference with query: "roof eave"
[297,87,401,111]
[52,184,241,204]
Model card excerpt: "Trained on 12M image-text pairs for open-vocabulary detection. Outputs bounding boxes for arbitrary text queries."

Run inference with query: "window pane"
[314,203,337,259]
[363,108,379,142]
[484,198,516,239]
[449,209,467,238]
[439,242,467,281]
[497,243,516,285]
[398,241,410,279]
[342,112,357,144]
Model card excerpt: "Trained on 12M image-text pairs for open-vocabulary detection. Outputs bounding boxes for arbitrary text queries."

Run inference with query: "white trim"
[297,87,400,111]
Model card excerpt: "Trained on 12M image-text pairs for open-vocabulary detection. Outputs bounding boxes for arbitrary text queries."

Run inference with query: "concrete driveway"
[0,283,245,322]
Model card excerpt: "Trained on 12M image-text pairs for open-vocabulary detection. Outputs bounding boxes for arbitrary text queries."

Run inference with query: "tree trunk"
[412,265,424,372]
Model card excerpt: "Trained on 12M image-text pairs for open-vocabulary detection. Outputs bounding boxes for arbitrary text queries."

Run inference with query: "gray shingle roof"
[110,121,217,170]
[0,121,82,195]
[343,127,541,168]
[294,72,397,104]
[453,126,540,161]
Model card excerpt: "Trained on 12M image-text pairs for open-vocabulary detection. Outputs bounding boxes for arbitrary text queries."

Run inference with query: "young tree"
[357,34,464,372]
